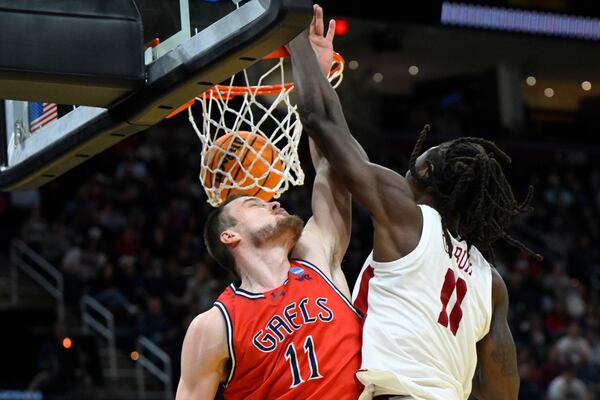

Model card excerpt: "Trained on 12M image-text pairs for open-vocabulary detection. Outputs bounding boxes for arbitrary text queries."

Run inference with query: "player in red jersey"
[175,6,363,400]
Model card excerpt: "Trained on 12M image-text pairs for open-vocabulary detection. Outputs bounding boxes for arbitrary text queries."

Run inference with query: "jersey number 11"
[437,268,468,336]
[284,335,323,388]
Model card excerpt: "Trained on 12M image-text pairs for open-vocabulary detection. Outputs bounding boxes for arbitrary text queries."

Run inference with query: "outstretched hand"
[309,4,336,75]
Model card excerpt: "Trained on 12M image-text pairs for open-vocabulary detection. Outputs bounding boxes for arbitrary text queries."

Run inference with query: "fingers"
[312,4,324,37]
[310,5,317,34]
[326,19,336,42]
[311,4,335,43]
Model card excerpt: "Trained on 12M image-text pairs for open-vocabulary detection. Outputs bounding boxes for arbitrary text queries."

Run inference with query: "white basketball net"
[188,54,344,207]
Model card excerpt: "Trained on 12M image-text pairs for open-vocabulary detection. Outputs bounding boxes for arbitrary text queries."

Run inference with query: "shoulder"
[490,268,509,311]
[188,307,227,335]
[181,307,229,371]
[178,307,230,398]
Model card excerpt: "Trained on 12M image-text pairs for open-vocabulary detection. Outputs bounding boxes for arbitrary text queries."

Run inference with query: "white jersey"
[352,204,493,400]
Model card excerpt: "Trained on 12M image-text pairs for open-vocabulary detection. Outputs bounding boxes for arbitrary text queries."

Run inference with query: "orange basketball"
[202,131,284,203]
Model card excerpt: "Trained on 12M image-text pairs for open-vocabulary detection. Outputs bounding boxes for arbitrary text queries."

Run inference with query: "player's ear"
[220,230,241,246]
[419,161,433,178]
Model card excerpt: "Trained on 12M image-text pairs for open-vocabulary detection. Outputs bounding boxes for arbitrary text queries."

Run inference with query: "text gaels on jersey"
[253,296,333,352]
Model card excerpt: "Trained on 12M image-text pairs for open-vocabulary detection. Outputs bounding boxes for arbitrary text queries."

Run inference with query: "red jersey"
[214,259,363,400]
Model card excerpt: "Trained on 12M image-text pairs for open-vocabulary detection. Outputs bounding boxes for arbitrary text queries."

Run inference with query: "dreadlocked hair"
[409,125,542,264]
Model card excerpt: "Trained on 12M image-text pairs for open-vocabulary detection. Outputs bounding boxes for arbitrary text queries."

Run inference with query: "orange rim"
[203,51,344,99]
[166,50,344,118]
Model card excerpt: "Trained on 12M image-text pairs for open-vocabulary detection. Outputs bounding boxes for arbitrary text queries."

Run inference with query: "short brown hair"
[203,195,245,276]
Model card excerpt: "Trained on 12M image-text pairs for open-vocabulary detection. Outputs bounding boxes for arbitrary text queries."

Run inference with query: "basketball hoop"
[200,49,344,100]
[171,47,344,207]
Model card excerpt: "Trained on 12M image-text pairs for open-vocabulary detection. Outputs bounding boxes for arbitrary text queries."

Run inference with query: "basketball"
[202,130,284,204]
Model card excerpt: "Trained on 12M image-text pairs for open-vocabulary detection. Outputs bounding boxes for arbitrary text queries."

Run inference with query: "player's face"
[225,196,303,246]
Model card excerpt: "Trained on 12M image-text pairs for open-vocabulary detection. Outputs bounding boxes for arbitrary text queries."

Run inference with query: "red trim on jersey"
[353,265,374,323]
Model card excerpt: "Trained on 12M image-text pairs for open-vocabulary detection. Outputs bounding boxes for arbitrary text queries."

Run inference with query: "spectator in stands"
[556,322,592,366]
[91,262,137,316]
[564,280,587,320]
[539,345,562,387]
[115,223,140,256]
[96,203,126,236]
[547,364,590,400]
[61,227,107,305]
[543,261,571,297]
[182,259,220,314]
[544,300,571,338]
[41,220,70,266]
[115,255,145,307]
[142,257,167,299]
[137,296,175,347]
[20,206,47,252]
[517,346,543,398]
[162,258,189,317]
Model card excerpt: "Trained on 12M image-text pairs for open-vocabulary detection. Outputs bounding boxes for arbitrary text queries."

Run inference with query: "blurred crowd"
[1,115,599,399]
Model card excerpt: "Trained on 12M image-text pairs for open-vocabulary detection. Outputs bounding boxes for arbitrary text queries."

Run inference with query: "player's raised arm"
[289,7,422,261]
[290,5,352,294]
[303,5,370,164]
[294,139,352,283]
[471,269,519,400]
[289,30,379,208]
[176,308,229,400]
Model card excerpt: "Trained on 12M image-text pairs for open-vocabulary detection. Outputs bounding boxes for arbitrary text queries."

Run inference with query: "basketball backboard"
[0,0,312,191]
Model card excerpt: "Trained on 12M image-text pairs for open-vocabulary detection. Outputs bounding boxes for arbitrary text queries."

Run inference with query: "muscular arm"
[472,269,519,400]
[176,308,229,400]
[294,139,352,293]
[308,138,352,268]
[289,30,422,261]
[291,6,352,294]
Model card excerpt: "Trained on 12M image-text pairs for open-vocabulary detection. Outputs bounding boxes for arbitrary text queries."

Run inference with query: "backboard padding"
[0,0,144,107]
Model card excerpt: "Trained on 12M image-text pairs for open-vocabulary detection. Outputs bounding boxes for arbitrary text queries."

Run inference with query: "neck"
[412,187,435,209]
[412,190,459,234]
[234,242,291,293]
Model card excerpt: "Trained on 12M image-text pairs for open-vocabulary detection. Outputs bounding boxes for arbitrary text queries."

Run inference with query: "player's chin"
[275,215,304,244]
[253,215,303,246]
[280,214,303,233]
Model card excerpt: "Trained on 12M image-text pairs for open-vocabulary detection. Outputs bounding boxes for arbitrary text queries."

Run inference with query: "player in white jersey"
[288,10,542,400]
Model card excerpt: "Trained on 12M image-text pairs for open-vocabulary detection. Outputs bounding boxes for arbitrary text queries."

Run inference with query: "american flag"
[28,102,58,133]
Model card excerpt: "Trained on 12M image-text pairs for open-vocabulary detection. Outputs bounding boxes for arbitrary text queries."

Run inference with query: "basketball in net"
[167,47,344,207]
[202,130,284,203]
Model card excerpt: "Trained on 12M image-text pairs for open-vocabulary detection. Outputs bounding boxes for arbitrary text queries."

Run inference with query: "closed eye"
[242,198,264,208]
